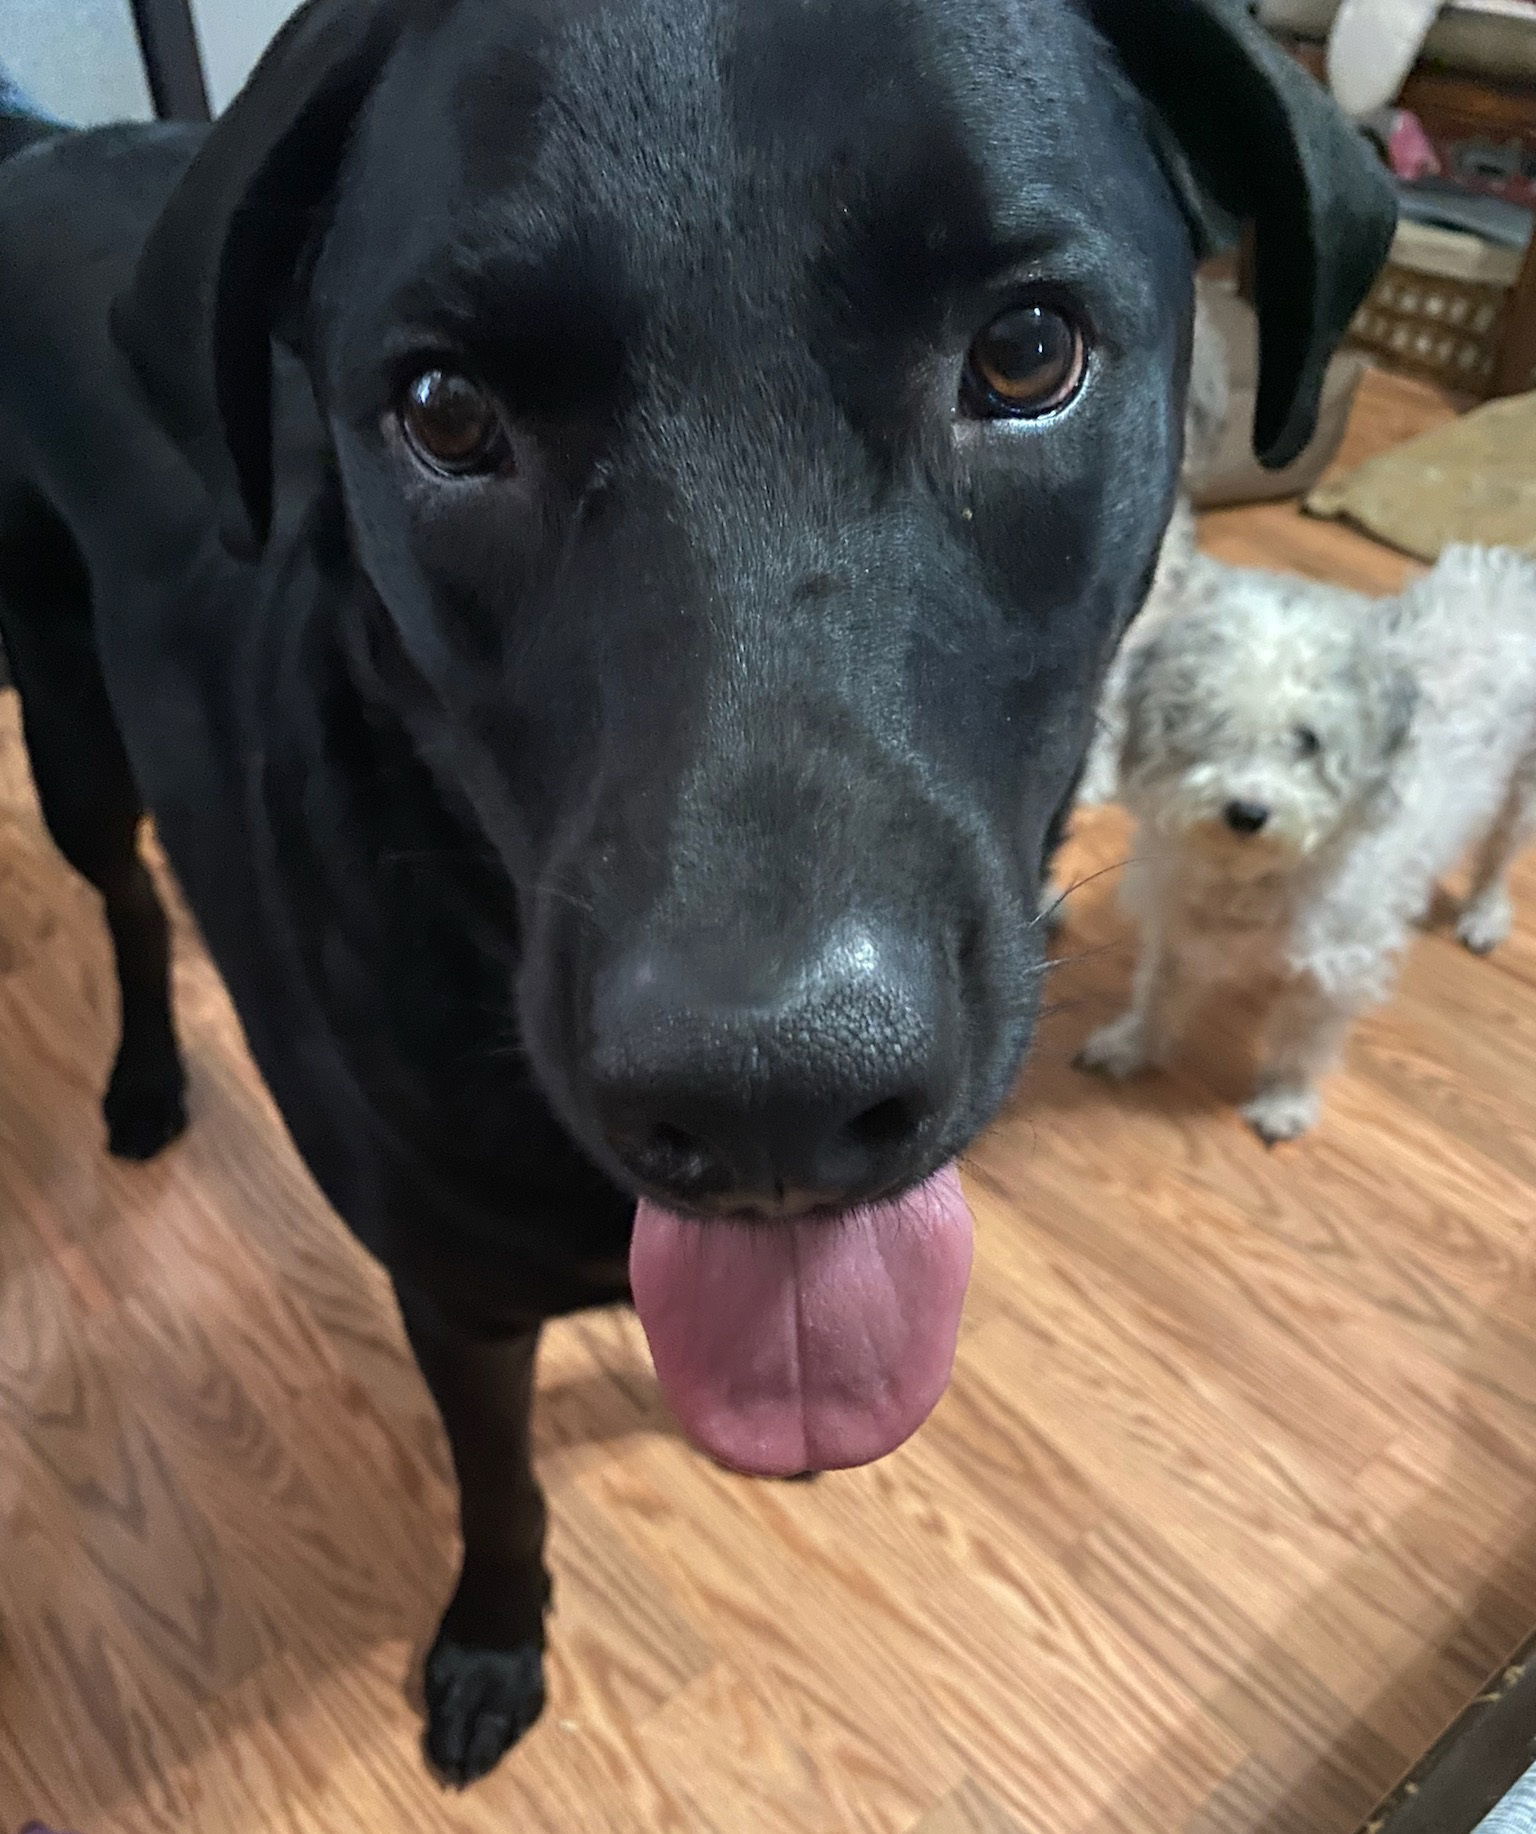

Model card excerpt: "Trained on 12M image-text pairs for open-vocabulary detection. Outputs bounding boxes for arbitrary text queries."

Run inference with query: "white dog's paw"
[1457,891,1513,957]
[1076,1014,1153,1081]
[1242,1084,1320,1146]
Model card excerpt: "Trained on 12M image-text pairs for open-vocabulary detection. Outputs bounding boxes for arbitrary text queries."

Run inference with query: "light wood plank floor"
[4,369,1534,1834]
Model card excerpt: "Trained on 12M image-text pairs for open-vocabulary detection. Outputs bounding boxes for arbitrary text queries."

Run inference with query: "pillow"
[1306,385,1536,557]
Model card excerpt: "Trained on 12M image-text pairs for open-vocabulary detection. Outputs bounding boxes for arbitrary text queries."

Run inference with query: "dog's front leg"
[1077,925,1197,1080]
[395,1283,550,1786]
[1244,975,1358,1145]
[1458,768,1536,955]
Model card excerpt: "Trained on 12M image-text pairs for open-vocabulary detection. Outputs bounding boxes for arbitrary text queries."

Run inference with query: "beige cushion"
[1259,0,1536,83]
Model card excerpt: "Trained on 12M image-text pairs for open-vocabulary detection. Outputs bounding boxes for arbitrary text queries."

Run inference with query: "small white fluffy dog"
[1077,544,1536,1142]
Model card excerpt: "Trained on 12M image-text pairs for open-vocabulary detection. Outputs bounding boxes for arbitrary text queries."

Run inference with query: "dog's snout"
[1224,799,1271,836]
[589,924,959,1212]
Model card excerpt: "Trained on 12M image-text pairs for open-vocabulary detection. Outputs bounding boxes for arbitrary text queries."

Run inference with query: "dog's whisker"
[1040,939,1126,972]
[1033,854,1134,928]
[377,845,498,870]
[526,873,599,918]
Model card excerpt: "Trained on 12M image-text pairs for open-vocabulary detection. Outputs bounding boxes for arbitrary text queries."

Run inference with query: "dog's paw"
[1075,1015,1151,1082]
[1457,891,1513,957]
[104,1076,188,1162]
[425,1632,546,1787]
[1242,1085,1320,1147]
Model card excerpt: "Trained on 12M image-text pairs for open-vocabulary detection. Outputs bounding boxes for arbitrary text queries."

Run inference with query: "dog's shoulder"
[0,119,200,252]
[0,122,213,532]
[0,123,203,368]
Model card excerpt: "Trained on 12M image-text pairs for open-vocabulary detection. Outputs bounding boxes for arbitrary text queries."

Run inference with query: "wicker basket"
[1349,219,1523,393]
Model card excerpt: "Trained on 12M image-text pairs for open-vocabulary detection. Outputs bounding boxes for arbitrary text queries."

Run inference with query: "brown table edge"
[1354,1632,1536,1833]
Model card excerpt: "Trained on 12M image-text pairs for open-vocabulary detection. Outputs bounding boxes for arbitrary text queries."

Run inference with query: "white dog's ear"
[1376,661,1418,758]
[1118,637,1172,780]
[1347,651,1417,771]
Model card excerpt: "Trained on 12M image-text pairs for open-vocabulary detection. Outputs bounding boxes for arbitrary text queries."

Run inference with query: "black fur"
[0,73,58,161]
[0,0,1392,1783]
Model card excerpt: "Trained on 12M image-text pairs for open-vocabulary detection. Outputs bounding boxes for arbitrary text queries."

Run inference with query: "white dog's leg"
[1243,976,1360,1144]
[1458,769,1536,956]
[1077,930,1199,1080]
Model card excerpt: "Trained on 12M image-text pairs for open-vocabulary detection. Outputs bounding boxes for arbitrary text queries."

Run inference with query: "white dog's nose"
[1224,800,1270,836]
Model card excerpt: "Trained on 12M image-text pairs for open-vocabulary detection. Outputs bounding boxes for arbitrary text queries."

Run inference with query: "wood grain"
[2,365,1535,1832]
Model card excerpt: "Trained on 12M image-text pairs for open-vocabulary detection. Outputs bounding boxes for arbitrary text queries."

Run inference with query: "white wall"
[0,0,152,124]
[188,0,300,112]
[2,1,311,124]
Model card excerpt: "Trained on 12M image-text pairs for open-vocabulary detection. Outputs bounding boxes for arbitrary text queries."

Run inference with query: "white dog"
[1077,544,1536,1142]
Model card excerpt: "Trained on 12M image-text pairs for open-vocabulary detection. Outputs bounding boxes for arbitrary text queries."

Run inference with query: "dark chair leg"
[130,0,211,122]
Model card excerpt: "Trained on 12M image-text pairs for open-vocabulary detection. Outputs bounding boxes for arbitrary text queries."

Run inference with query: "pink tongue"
[630,1166,973,1477]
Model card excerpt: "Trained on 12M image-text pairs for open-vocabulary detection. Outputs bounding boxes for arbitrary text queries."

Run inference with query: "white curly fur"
[1074,288,1233,807]
[1076,545,1536,1142]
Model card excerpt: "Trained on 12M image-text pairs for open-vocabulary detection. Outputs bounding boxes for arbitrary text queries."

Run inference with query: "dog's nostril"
[649,1122,702,1161]
[612,1120,716,1190]
[591,925,957,1210]
[1224,800,1271,836]
[843,1094,921,1154]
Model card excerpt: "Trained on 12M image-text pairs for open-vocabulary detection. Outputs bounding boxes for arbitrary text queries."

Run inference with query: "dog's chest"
[1160,869,1295,980]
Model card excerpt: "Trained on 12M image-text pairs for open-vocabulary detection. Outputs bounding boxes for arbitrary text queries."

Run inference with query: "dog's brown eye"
[400,369,507,475]
[965,304,1086,418]
[1295,726,1322,758]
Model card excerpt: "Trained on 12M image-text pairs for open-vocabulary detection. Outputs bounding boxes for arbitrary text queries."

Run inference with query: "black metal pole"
[130,0,212,121]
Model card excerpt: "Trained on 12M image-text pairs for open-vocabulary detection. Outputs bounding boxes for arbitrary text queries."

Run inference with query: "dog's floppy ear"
[1364,656,1418,761]
[1117,632,1176,782]
[113,0,401,554]
[1091,0,1396,469]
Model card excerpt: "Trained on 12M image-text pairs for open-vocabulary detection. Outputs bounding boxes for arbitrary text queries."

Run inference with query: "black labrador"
[0,0,1392,1785]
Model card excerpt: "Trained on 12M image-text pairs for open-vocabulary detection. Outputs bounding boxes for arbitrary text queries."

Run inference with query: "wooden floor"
[4,369,1535,1834]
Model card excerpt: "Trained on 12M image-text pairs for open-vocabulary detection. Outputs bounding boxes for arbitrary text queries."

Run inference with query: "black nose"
[588,924,958,1213]
[1224,800,1271,836]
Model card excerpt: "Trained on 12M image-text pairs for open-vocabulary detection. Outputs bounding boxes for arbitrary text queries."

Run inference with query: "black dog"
[0,0,1391,1785]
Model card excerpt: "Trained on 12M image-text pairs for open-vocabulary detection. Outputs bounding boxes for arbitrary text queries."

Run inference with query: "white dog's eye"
[1295,726,1321,759]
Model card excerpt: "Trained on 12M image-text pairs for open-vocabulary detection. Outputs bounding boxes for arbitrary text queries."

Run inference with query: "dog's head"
[116,0,1392,1471]
[1120,581,1417,870]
